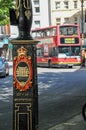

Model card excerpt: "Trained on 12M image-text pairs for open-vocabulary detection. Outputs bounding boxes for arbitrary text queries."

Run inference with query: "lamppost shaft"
[81,0,84,34]
[81,0,84,46]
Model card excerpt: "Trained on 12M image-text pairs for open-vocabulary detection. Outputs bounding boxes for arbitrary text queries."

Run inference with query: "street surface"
[0,66,86,130]
[38,66,86,130]
[0,70,13,130]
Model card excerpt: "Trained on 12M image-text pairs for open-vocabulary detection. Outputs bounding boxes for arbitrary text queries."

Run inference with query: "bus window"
[49,28,56,36]
[37,48,44,56]
[59,26,78,35]
[41,31,44,37]
[44,45,49,56]
[36,31,41,38]
[37,49,41,56]
[71,46,80,56]
[46,30,50,36]
[46,29,52,36]
[68,27,73,35]
[32,32,36,38]
[51,28,56,36]
[60,27,67,35]
[59,46,80,56]
[52,47,57,56]
[74,27,78,34]
[59,46,70,56]
[49,47,58,56]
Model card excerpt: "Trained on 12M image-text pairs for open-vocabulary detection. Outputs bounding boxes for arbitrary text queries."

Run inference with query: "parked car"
[0,57,9,77]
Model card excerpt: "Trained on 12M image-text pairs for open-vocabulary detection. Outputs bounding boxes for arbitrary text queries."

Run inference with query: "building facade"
[31,0,51,29]
[50,0,86,34]
[31,0,86,35]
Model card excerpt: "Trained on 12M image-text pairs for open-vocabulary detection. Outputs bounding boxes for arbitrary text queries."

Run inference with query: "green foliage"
[0,0,16,25]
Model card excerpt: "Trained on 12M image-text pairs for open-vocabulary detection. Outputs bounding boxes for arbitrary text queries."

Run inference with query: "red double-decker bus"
[31,24,81,68]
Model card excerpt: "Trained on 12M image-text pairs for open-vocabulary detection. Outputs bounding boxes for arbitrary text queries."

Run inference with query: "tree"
[0,0,15,25]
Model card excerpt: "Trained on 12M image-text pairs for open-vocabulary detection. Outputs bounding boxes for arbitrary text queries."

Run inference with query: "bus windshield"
[60,26,78,35]
[59,46,80,56]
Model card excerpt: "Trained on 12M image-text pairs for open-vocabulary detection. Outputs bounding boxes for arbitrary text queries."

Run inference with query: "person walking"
[85,51,86,66]
[81,49,85,67]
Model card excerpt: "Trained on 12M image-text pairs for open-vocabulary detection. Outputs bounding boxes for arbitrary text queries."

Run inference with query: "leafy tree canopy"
[0,0,16,25]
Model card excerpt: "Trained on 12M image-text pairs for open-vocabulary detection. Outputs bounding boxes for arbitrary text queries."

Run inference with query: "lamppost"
[81,0,84,46]
[9,0,39,130]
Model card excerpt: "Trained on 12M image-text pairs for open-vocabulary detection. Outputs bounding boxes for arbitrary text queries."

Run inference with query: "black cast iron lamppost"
[81,0,84,46]
[9,0,39,130]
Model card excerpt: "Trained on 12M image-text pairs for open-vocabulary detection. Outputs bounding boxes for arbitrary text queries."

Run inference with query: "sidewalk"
[48,114,86,130]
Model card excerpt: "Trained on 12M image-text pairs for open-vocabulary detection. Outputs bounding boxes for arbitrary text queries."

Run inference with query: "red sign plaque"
[13,46,33,91]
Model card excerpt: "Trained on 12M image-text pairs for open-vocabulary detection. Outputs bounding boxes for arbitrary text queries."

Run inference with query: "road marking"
[63,122,76,125]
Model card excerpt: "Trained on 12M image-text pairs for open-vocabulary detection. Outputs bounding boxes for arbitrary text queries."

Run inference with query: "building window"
[35,7,40,13]
[34,0,39,5]
[74,1,77,9]
[74,17,78,24]
[64,18,70,23]
[34,21,40,28]
[64,1,69,9]
[33,0,40,13]
[55,2,60,9]
[56,18,61,25]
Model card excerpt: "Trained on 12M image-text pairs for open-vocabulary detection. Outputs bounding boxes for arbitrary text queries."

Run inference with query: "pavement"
[48,114,86,130]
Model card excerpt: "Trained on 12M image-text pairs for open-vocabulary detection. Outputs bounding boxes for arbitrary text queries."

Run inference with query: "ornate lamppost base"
[11,39,39,130]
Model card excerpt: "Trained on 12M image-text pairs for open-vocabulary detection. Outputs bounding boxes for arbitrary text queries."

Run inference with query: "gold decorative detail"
[14,103,32,130]
[16,0,31,9]
[20,81,26,86]
[16,66,29,77]
[23,0,31,9]
[15,9,19,19]
[15,0,32,19]
[25,10,31,20]
[17,46,27,56]
[16,0,20,9]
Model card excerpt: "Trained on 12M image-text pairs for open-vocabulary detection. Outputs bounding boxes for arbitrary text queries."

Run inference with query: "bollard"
[9,0,39,130]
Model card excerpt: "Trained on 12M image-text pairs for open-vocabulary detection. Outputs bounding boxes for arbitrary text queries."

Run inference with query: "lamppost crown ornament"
[17,46,27,56]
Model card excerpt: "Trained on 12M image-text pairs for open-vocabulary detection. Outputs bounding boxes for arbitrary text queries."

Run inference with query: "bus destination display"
[65,38,75,44]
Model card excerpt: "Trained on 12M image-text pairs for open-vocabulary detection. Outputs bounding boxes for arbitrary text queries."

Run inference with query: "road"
[0,72,13,130]
[38,67,86,129]
[0,66,86,130]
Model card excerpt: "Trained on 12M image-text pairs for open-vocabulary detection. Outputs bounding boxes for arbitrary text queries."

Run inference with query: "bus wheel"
[48,60,52,68]
[68,66,73,68]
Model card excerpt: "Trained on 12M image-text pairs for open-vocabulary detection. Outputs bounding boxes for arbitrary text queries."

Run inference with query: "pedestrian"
[81,49,85,67]
[85,51,86,66]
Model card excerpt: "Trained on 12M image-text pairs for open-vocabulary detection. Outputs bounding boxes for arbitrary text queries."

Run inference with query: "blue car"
[0,57,9,77]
